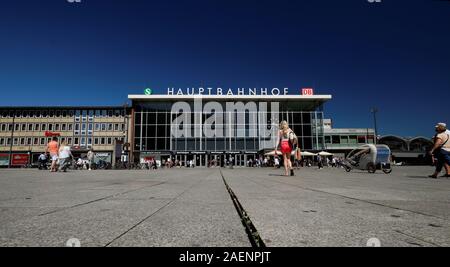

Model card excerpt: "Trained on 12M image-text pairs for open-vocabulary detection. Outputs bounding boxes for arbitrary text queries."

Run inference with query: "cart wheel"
[345,166,352,172]
[367,163,376,173]
[382,168,392,174]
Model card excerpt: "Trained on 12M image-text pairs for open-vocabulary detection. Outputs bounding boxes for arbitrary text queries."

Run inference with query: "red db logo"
[302,88,314,96]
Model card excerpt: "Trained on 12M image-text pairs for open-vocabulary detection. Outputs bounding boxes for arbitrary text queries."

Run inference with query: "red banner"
[11,154,29,166]
[45,131,61,137]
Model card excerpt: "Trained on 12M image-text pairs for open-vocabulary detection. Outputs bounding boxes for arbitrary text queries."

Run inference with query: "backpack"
[289,130,298,146]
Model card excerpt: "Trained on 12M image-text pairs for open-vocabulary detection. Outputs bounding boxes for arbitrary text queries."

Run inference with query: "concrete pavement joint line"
[0,180,143,203]
[394,230,441,247]
[260,176,445,220]
[220,170,266,248]
[37,182,166,216]
[104,178,206,247]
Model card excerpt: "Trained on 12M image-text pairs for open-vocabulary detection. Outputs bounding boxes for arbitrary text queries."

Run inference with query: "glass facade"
[133,101,325,153]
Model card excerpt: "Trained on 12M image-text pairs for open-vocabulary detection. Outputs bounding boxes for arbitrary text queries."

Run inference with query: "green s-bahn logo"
[144,88,153,95]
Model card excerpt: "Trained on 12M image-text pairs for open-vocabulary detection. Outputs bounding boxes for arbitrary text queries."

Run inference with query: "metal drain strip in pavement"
[220,170,266,248]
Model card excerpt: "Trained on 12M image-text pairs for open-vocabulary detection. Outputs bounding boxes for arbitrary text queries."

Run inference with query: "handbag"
[295,147,302,161]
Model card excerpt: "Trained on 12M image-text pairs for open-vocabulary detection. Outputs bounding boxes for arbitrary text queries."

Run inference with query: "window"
[21,124,26,131]
[68,124,73,131]
[15,124,20,131]
[27,138,32,145]
[95,123,100,131]
[81,110,87,122]
[358,136,367,144]
[0,138,4,146]
[115,110,121,117]
[107,137,112,145]
[101,124,106,131]
[75,110,81,122]
[94,138,99,145]
[56,111,61,117]
[62,124,66,131]
[8,124,12,131]
[34,138,39,145]
[20,138,25,145]
[68,138,72,145]
[332,135,340,144]
[6,138,11,145]
[34,124,40,131]
[101,110,107,117]
[74,138,79,145]
[108,123,113,131]
[27,124,33,131]
[114,124,119,131]
[40,138,45,145]
[49,111,54,117]
[48,124,53,131]
[81,137,86,146]
[340,136,349,144]
[35,111,41,118]
[42,124,47,131]
[101,137,106,145]
[55,124,60,131]
[88,137,92,146]
[62,111,68,117]
[108,110,113,117]
[1,124,5,132]
[95,110,101,117]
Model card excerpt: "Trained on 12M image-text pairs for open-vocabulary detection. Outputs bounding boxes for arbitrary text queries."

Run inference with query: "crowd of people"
[38,137,97,172]
[33,121,450,179]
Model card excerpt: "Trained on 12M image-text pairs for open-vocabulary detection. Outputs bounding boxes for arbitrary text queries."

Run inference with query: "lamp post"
[123,102,129,163]
[8,111,16,168]
[123,103,128,144]
[370,107,378,144]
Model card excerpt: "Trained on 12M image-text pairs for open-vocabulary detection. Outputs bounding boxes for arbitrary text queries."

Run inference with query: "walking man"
[87,150,95,171]
[429,123,450,178]
[58,141,73,172]
[46,137,59,172]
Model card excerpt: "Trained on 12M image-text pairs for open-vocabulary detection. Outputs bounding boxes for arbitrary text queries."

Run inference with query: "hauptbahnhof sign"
[167,87,292,96]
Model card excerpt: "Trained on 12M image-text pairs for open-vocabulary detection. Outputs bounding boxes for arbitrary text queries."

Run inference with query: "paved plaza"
[0,166,449,247]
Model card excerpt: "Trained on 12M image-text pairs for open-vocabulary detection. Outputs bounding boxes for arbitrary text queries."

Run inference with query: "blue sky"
[0,0,449,137]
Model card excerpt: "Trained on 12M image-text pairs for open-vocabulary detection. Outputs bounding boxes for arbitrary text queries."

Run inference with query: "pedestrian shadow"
[405,175,432,179]
[268,174,288,177]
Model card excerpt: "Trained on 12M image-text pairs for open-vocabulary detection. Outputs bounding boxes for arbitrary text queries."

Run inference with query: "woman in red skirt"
[275,121,295,176]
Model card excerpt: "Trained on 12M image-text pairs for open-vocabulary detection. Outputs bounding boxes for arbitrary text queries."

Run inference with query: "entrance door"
[235,154,244,167]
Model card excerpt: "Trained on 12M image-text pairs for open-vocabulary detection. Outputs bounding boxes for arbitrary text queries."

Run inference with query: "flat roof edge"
[128,95,333,100]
